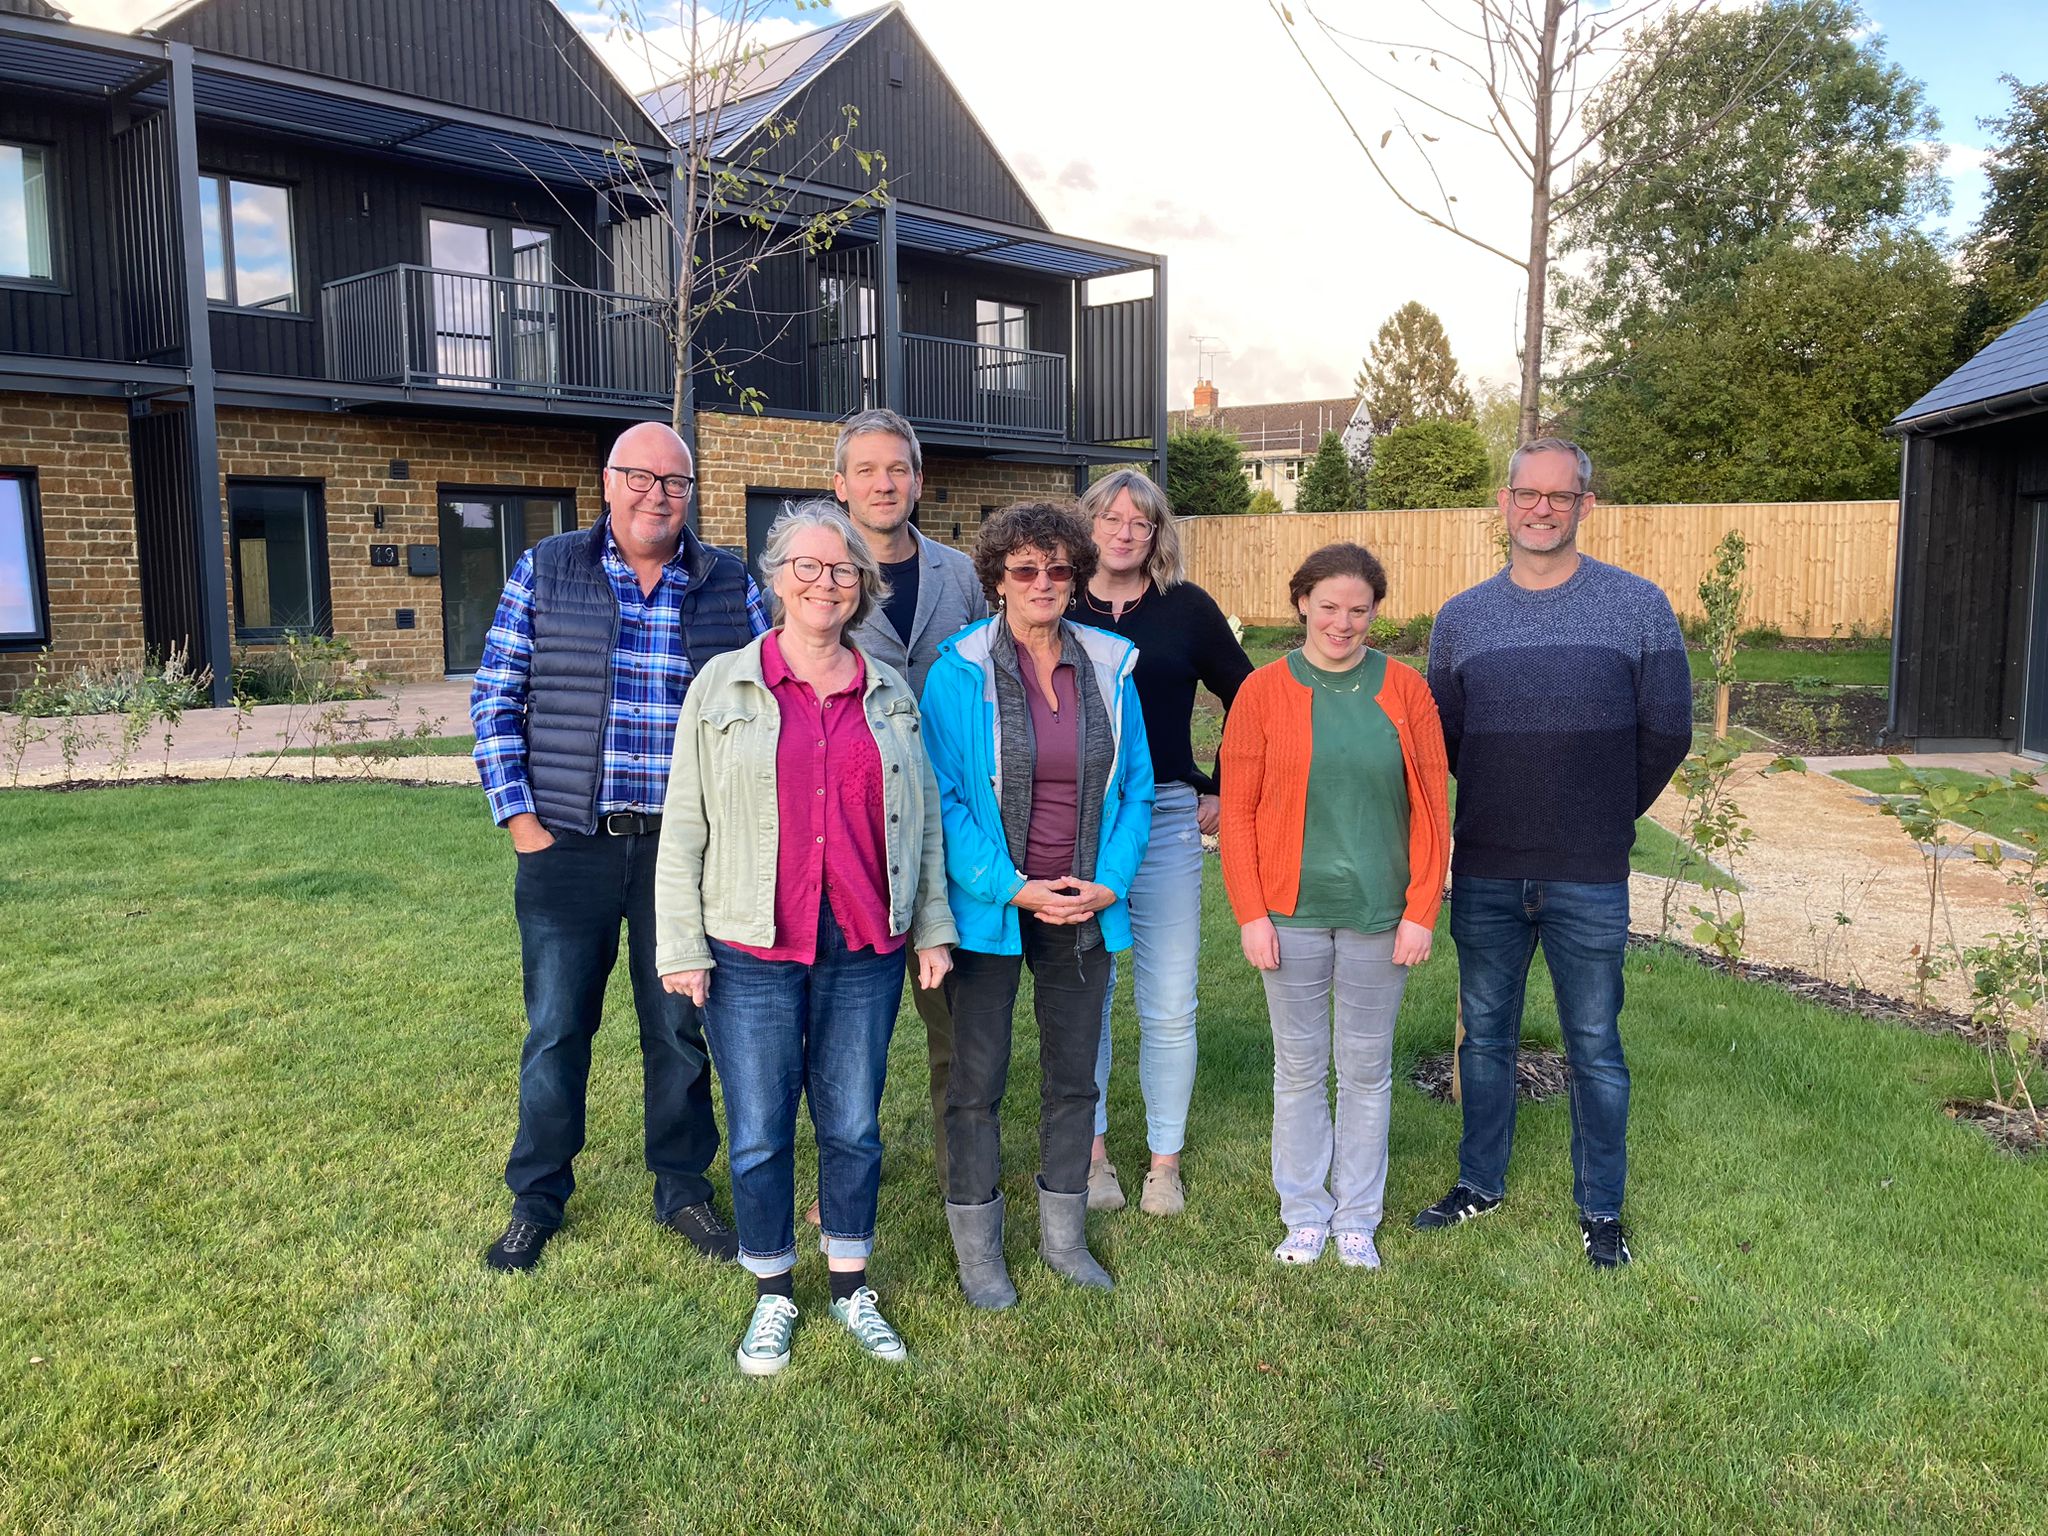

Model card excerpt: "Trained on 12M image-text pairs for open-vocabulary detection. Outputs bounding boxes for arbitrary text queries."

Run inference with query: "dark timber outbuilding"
[1888,296,2048,753]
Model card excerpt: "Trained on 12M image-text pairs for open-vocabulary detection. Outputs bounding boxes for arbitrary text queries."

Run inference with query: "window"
[200,176,297,310]
[229,481,328,640]
[0,472,49,648]
[976,298,1032,391]
[0,141,54,283]
[1285,460,1304,482]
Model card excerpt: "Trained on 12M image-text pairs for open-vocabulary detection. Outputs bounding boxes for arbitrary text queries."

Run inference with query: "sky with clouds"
[57,0,2048,409]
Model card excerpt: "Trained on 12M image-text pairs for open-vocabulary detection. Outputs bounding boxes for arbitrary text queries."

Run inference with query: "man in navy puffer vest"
[472,421,769,1272]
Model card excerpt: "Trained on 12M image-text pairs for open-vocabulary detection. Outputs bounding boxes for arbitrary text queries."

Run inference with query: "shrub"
[1247,487,1284,517]
[1368,616,1402,649]
[1365,419,1492,510]
[232,632,380,704]
[1738,621,1785,648]
[1294,431,1357,514]
[13,647,211,718]
[1397,611,1434,653]
[1165,428,1253,518]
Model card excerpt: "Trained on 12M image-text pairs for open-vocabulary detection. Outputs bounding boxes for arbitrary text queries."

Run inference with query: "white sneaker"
[737,1293,799,1377]
[828,1285,908,1363]
[1334,1231,1381,1269]
[1272,1225,1327,1265]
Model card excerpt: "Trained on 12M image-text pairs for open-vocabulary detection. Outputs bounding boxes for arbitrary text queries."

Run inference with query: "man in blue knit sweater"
[1416,437,1692,1267]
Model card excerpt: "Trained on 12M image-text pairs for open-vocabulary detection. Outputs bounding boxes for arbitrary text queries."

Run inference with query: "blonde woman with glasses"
[1071,470,1253,1216]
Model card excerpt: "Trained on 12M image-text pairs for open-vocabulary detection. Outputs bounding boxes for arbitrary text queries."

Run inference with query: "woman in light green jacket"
[655,501,955,1378]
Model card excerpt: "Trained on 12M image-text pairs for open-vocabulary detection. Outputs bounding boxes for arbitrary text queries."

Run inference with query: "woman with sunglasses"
[655,502,955,1376]
[920,501,1155,1308]
[1071,470,1253,1218]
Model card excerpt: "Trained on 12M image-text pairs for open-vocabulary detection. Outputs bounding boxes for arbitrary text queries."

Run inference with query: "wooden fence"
[1177,501,1899,635]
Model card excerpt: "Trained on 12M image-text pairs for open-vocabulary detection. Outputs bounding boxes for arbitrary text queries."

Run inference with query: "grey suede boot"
[1036,1177,1113,1290]
[944,1194,1018,1310]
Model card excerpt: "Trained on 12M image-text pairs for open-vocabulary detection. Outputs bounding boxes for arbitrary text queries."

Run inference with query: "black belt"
[600,811,662,836]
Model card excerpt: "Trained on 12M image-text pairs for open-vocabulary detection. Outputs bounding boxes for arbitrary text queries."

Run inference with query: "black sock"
[756,1271,794,1300]
[829,1267,868,1301]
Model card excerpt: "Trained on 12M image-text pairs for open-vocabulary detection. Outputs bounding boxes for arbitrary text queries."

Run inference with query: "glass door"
[426,215,555,390]
[439,490,571,674]
[2025,502,2048,758]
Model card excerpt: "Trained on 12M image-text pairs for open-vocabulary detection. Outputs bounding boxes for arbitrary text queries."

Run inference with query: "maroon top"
[1017,634,1081,880]
[727,632,902,963]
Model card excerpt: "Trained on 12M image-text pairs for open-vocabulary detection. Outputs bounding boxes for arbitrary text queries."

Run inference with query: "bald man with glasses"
[472,421,770,1272]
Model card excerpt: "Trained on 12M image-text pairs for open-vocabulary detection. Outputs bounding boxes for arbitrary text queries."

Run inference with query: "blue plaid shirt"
[470,524,769,825]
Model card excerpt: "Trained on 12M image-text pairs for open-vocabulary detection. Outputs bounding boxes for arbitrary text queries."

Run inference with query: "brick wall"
[693,409,1077,557]
[0,393,145,699]
[214,408,607,681]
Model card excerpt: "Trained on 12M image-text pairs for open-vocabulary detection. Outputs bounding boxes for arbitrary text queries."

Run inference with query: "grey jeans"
[1262,926,1408,1234]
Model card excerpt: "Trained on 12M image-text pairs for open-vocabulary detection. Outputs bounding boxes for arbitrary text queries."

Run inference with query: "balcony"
[321,265,671,408]
[808,331,1070,440]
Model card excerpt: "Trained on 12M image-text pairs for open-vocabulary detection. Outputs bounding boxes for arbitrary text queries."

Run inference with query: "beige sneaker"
[1138,1164,1185,1216]
[1086,1157,1126,1212]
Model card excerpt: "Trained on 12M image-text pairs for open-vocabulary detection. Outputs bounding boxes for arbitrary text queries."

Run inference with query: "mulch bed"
[1690,681,1892,755]
[1945,1099,2048,1156]
[1411,1046,1570,1105]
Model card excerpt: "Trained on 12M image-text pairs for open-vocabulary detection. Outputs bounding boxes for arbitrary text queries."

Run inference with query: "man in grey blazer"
[837,408,989,1188]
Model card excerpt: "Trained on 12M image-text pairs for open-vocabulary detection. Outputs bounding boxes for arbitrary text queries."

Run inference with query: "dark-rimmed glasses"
[609,465,695,499]
[1506,487,1588,514]
[1004,562,1075,586]
[780,555,862,588]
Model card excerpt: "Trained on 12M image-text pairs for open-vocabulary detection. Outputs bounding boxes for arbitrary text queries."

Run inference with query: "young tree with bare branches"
[1270,0,1809,444]
[564,0,891,431]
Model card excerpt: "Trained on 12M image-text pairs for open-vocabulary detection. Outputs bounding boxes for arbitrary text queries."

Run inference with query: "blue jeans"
[505,827,719,1229]
[702,901,907,1277]
[1092,781,1205,1155]
[1449,876,1632,1220]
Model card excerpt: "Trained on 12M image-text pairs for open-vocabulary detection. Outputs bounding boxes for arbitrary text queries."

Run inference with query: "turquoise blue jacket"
[919,616,1155,955]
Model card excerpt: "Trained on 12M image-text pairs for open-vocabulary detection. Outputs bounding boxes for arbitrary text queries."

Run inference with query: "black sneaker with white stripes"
[1581,1216,1632,1268]
[1411,1183,1503,1230]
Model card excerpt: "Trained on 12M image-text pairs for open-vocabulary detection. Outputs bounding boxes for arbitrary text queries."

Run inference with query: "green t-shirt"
[1274,648,1411,935]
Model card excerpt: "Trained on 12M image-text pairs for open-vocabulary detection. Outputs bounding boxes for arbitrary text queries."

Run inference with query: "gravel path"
[1635,755,2037,1021]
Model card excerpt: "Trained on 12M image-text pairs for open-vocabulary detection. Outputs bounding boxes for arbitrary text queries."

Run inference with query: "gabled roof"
[1169,397,1366,454]
[640,5,891,157]
[1895,296,2048,432]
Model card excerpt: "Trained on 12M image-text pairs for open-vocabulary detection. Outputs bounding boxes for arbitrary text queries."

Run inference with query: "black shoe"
[485,1218,555,1272]
[658,1201,739,1262]
[1412,1183,1504,1230]
[1581,1217,1632,1268]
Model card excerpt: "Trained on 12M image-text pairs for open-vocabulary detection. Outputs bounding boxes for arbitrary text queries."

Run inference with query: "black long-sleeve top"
[1072,578,1255,795]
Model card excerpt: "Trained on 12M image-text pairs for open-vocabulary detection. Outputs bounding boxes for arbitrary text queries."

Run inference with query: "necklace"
[1296,651,1365,694]
[1082,581,1147,620]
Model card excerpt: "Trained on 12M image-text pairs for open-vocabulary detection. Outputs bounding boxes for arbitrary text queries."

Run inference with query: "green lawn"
[1833,765,2048,847]
[269,733,476,759]
[2,782,2041,1532]
[1686,643,1890,686]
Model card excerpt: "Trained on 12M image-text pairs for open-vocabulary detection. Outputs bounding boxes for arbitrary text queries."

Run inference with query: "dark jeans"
[945,923,1111,1205]
[505,827,719,1229]
[702,902,908,1276]
[1449,875,1632,1219]
[911,974,955,1189]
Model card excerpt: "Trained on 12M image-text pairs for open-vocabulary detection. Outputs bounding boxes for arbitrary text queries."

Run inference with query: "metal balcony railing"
[902,332,1068,438]
[321,265,671,406]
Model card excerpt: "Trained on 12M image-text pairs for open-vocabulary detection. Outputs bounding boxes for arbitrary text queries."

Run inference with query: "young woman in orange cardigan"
[1219,543,1450,1270]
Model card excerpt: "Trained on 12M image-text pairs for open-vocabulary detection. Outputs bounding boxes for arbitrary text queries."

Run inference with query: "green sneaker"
[736,1293,799,1377]
[828,1285,907,1363]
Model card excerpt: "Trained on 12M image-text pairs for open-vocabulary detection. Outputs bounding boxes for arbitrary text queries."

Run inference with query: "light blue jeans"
[1092,781,1205,1156]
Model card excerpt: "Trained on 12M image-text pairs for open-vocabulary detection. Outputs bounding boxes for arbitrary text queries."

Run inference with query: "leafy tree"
[1568,234,1960,503]
[1958,75,2048,354]
[1247,487,1284,517]
[1166,428,1253,518]
[1472,379,1523,489]
[1295,431,1359,513]
[1355,302,1475,434]
[1559,0,1944,348]
[1366,420,1492,510]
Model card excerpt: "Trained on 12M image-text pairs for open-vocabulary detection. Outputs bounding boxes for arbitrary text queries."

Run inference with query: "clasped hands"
[1012,877,1115,926]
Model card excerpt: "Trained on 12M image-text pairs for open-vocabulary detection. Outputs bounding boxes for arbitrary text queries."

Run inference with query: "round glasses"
[1095,514,1155,542]
[780,555,862,588]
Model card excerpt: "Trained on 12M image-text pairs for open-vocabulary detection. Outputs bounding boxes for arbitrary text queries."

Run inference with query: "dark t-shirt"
[880,553,921,645]
[1072,578,1254,793]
